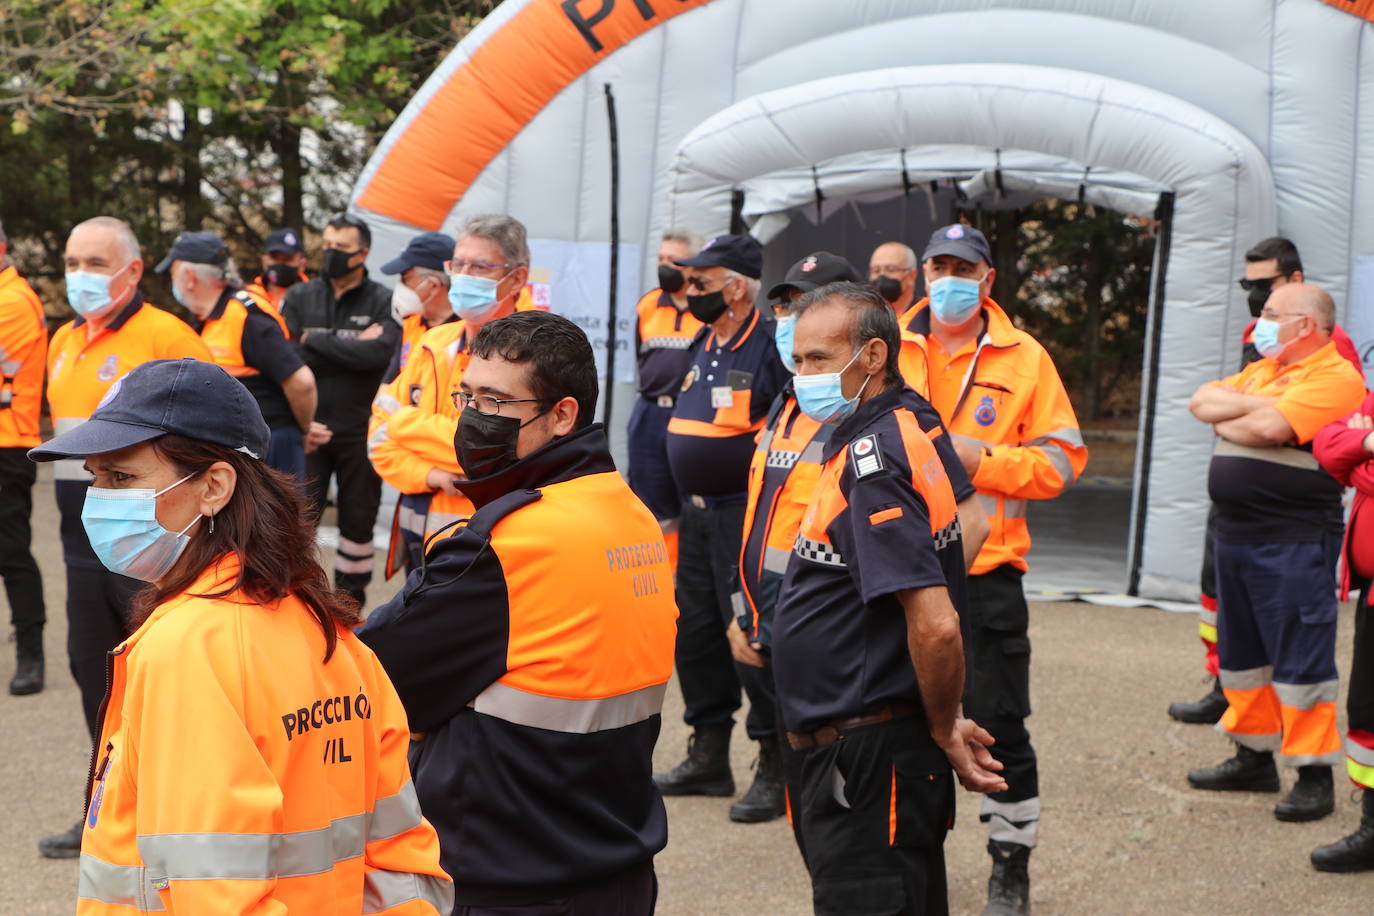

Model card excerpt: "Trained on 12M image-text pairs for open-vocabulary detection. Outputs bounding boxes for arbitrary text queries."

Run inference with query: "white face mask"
[391,280,424,323]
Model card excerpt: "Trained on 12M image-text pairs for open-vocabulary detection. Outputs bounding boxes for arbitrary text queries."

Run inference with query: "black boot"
[1188,744,1280,792]
[983,840,1031,916]
[729,739,786,823]
[1312,789,1374,872]
[38,821,83,859]
[1168,679,1227,724]
[654,724,734,796]
[1275,765,1335,822]
[9,627,43,696]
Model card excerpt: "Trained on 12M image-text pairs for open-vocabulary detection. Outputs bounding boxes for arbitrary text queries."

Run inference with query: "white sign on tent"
[528,239,642,387]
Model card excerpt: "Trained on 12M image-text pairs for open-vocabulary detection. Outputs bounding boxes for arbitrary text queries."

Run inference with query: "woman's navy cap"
[29,359,271,463]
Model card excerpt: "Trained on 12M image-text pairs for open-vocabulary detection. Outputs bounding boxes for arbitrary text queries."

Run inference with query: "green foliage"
[0,0,493,313]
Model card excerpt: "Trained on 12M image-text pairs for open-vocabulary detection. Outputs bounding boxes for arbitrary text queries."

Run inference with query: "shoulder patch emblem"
[974,395,997,427]
[681,365,699,393]
[850,435,884,478]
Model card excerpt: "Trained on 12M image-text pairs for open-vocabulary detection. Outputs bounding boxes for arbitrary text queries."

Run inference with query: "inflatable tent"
[350,0,1374,600]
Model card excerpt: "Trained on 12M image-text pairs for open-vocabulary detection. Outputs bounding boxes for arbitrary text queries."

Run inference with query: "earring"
[207,513,215,535]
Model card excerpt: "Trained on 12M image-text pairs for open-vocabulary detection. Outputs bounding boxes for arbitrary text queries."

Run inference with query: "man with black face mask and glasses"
[628,228,703,568]
[868,241,919,314]
[1169,236,1364,727]
[360,310,677,914]
[654,233,793,823]
[281,212,397,606]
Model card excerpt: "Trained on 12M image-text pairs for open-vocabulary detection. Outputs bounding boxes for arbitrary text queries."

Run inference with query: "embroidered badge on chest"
[850,435,884,478]
[974,395,997,427]
[96,354,119,382]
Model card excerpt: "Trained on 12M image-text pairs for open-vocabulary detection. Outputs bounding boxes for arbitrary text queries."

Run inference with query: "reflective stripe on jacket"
[899,297,1087,574]
[0,265,47,447]
[78,555,452,915]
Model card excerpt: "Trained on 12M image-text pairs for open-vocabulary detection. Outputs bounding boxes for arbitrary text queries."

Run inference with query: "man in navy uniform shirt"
[774,281,1005,915]
[655,233,792,823]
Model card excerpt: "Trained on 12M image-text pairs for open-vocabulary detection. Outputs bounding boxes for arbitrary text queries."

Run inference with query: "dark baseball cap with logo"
[674,233,763,280]
[922,223,993,266]
[381,231,456,275]
[29,358,271,462]
[767,251,861,300]
[265,228,305,256]
[153,231,229,274]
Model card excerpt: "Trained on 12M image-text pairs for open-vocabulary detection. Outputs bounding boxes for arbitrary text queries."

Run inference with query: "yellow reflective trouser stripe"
[1199,621,1218,643]
[470,680,667,734]
[81,783,432,906]
[1348,756,1374,790]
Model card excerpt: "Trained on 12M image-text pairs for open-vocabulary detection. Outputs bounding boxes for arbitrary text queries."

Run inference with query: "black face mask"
[658,264,686,294]
[1247,286,1270,318]
[455,406,546,480]
[687,290,729,324]
[264,263,301,288]
[874,275,904,304]
[323,248,360,279]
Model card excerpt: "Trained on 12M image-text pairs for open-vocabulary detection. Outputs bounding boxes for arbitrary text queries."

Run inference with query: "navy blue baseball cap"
[154,231,229,274]
[767,251,861,300]
[922,223,993,266]
[675,233,763,280]
[265,228,304,256]
[29,358,271,462]
[381,231,456,275]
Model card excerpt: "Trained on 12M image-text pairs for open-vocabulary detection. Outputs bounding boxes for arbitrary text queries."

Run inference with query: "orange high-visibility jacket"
[0,265,47,448]
[898,298,1087,574]
[196,288,291,379]
[78,555,453,915]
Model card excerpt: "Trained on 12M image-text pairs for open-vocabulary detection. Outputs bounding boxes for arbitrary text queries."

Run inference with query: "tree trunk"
[272,115,305,233]
[179,104,207,230]
[991,208,1021,313]
[1082,229,1104,421]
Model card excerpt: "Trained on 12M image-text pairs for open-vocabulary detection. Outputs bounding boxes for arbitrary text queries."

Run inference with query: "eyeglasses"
[452,390,546,416]
[686,275,734,293]
[445,259,512,277]
[1237,275,1285,292]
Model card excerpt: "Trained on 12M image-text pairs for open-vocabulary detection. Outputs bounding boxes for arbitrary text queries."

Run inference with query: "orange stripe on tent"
[357,0,716,229]
[1319,0,1374,24]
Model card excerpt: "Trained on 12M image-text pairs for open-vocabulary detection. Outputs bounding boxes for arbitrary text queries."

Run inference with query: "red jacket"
[1313,390,1374,603]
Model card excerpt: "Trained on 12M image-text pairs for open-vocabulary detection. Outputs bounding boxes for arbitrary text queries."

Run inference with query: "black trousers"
[452,861,657,915]
[65,563,142,738]
[787,718,954,916]
[964,564,1039,847]
[674,499,776,740]
[0,447,44,654]
[305,435,381,599]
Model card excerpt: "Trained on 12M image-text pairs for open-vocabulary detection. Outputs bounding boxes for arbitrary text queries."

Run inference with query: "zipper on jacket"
[83,648,120,816]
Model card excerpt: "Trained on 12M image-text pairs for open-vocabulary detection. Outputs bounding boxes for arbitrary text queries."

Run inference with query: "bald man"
[868,241,918,313]
[1186,283,1365,825]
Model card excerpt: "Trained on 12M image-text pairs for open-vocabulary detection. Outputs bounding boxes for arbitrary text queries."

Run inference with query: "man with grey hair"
[628,228,705,567]
[39,215,212,858]
[655,234,793,823]
[0,218,48,697]
[869,241,919,313]
[155,230,319,477]
[282,212,397,606]
[367,214,536,577]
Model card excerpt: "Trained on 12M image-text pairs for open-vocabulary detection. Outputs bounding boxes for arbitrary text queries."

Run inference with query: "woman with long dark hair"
[31,358,452,916]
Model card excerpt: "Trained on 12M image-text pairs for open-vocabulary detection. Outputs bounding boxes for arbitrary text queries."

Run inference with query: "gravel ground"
[4,465,1372,914]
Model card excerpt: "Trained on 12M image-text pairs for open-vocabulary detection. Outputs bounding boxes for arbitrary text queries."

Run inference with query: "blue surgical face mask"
[928,275,983,325]
[1251,316,1298,359]
[66,266,128,318]
[794,349,871,425]
[171,267,188,308]
[449,272,508,322]
[81,473,201,582]
[773,314,796,372]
